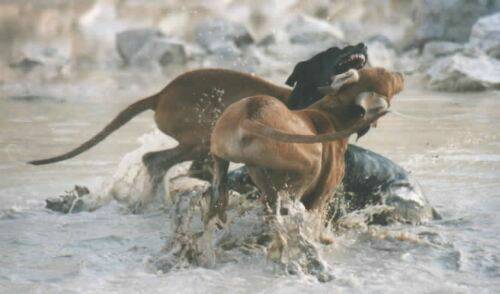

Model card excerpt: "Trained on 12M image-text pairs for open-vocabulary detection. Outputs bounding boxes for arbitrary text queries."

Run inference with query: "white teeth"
[340,54,366,65]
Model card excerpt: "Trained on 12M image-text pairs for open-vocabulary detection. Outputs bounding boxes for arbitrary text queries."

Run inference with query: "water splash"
[148,185,335,282]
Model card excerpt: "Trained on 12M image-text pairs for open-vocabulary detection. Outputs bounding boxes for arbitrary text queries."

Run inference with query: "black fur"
[286,43,367,110]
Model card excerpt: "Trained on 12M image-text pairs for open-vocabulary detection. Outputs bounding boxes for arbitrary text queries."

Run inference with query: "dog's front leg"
[205,155,230,224]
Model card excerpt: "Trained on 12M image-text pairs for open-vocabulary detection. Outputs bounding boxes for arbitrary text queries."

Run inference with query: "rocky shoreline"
[2,0,499,94]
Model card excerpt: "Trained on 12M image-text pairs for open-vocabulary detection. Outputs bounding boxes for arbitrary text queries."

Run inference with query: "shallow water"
[1,78,500,293]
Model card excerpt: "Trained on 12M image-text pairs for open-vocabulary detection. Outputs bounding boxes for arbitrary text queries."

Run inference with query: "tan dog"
[208,68,404,222]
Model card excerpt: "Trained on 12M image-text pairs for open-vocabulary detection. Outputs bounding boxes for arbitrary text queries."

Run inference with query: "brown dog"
[28,69,290,191]
[208,68,404,222]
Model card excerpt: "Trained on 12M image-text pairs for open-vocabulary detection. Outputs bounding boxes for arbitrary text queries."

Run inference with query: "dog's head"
[320,67,404,139]
[241,68,403,145]
[286,43,368,110]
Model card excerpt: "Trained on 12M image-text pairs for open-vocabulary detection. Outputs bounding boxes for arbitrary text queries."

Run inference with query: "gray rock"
[395,48,421,74]
[397,42,463,74]
[326,144,439,225]
[194,18,254,53]
[130,38,187,69]
[46,185,90,213]
[366,35,395,50]
[285,15,344,46]
[116,28,187,69]
[9,58,43,73]
[8,45,69,78]
[381,180,439,225]
[366,41,397,69]
[410,0,497,46]
[257,34,276,47]
[329,179,439,226]
[116,28,164,64]
[422,41,463,58]
[469,12,500,58]
[426,53,500,91]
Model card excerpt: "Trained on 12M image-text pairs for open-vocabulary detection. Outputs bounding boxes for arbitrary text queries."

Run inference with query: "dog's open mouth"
[339,53,366,69]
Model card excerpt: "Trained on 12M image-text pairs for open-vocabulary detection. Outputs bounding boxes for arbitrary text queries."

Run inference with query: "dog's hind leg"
[206,155,230,224]
[141,145,201,203]
[188,155,214,182]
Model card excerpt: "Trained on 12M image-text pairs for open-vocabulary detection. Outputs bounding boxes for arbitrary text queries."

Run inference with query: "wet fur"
[29,45,368,200]
[208,68,404,221]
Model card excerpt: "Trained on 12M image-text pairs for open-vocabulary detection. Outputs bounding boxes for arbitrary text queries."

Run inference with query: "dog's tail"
[28,94,159,165]
[241,111,387,144]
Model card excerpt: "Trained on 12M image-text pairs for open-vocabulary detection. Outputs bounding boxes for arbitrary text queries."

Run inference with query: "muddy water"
[1,80,500,292]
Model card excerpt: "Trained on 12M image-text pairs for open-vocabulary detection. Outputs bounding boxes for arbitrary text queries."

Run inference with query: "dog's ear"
[285,61,306,87]
[332,103,370,140]
[317,69,359,96]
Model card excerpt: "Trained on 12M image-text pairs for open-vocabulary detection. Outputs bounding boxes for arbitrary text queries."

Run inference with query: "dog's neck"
[301,97,357,134]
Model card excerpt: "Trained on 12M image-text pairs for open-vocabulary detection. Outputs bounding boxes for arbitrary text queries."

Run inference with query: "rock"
[130,38,187,69]
[8,45,70,79]
[337,21,364,44]
[396,41,463,74]
[426,53,500,91]
[410,0,497,46]
[194,18,254,53]
[257,34,276,47]
[366,41,397,69]
[395,48,421,74]
[379,180,439,225]
[366,34,395,49]
[116,28,164,65]
[192,19,259,72]
[285,14,344,46]
[45,185,91,213]
[199,43,262,73]
[422,41,463,58]
[328,144,439,225]
[116,28,187,69]
[9,58,43,73]
[469,12,500,58]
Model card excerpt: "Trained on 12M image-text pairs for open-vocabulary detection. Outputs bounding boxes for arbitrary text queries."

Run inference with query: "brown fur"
[208,68,404,222]
[28,68,290,194]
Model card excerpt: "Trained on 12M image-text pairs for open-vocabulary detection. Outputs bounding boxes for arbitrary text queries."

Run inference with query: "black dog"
[286,43,372,139]
[286,43,367,110]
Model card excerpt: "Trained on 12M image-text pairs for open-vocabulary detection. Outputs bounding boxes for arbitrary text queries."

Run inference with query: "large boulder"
[426,52,500,91]
[330,144,439,225]
[116,28,164,64]
[194,18,254,53]
[422,41,463,58]
[469,12,500,58]
[285,14,344,46]
[410,0,498,46]
[130,38,187,68]
[116,28,187,68]
[193,18,260,72]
